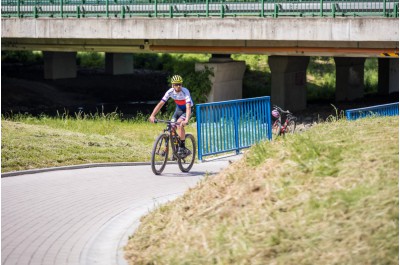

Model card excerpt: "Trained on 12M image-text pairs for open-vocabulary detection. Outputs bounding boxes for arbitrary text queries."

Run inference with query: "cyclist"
[149,75,193,156]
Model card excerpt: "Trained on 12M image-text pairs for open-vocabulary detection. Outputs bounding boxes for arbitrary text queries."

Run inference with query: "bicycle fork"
[157,136,169,157]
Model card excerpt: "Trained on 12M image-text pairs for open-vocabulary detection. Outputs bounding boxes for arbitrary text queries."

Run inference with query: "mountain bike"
[151,119,196,175]
[271,105,297,136]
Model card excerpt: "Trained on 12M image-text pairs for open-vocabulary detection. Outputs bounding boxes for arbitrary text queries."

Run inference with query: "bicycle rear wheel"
[178,134,196,173]
[272,120,281,136]
[286,120,296,134]
[151,133,169,175]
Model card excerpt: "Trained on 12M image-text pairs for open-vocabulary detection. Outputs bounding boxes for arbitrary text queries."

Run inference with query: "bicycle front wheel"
[178,134,196,173]
[151,133,169,175]
[286,120,296,134]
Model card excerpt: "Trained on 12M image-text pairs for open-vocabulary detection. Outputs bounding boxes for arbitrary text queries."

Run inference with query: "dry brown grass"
[125,116,398,265]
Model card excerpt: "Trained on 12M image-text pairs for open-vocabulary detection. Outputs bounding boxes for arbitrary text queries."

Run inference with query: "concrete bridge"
[2,15,399,110]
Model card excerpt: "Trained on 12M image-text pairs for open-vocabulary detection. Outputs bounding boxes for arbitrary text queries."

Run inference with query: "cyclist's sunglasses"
[173,83,182,87]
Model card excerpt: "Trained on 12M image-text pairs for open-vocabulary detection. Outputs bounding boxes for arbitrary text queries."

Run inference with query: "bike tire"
[286,120,296,134]
[177,134,196,173]
[151,133,169,175]
[272,120,282,136]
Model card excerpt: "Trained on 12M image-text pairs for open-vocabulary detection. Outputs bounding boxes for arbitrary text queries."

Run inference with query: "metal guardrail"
[1,0,398,18]
[196,96,272,161]
[345,102,399,120]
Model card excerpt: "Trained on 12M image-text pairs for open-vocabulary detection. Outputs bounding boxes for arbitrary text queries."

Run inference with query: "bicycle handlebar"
[154,119,181,126]
[273,105,292,114]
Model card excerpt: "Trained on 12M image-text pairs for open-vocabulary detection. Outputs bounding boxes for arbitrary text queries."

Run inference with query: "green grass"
[125,116,398,265]
[1,112,196,172]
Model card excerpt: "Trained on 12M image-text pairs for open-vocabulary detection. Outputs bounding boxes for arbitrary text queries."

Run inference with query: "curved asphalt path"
[1,155,242,265]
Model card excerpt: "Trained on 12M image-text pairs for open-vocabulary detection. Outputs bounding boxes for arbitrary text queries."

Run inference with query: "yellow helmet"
[171,75,183,84]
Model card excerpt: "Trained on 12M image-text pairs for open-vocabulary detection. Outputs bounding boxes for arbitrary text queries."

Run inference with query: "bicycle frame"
[158,120,181,156]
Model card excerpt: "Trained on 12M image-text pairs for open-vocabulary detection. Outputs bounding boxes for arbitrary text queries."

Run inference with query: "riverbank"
[2,63,169,117]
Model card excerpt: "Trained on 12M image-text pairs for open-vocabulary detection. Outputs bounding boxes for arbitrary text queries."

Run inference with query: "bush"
[364,58,378,94]
[232,54,271,98]
[133,53,214,117]
[307,57,336,102]
[1,51,43,64]
[77,52,105,68]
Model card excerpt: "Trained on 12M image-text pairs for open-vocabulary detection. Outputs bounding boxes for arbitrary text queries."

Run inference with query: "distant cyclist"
[149,75,193,155]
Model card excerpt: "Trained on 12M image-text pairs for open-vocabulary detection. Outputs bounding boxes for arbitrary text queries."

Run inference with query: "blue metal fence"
[196,96,272,161]
[345,102,399,120]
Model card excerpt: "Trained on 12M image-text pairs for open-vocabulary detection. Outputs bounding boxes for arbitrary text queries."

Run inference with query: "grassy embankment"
[124,116,398,265]
[1,113,196,172]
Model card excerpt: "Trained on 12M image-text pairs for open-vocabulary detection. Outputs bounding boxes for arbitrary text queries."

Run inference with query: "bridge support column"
[195,54,246,102]
[334,57,366,101]
[268,56,310,111]
[105,53,133,75]
[44,51,77,80]
[379,58,400,95]
[378,58,390,95]
[388,58,399,94]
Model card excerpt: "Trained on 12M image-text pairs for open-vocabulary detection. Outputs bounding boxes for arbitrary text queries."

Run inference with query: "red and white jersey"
[161,87,193,110]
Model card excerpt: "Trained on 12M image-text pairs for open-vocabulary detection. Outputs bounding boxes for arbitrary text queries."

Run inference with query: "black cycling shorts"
[171,106,187,123]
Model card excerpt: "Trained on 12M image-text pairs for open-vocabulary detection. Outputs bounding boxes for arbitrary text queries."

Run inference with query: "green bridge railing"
[1,0,398,18]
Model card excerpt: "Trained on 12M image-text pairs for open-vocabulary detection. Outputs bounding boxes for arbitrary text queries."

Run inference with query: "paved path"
[1,155,242,265]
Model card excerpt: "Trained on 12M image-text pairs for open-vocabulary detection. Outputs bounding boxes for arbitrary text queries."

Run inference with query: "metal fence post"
[273,3,278,18]
[331,3,336,18]
[234,103,240,155]
[383,0,387,17]
[206,0,209,17]
[106,0,109,17]
[154,0,158,17]
[320,0,323,17]
[261,0,264,17]
[220,3,225,18]
[60,0,63,17]
[17,0,20,17]
[121,5,125,18]
[169,4,173,18]
[266,98,272,140]
[196,105,203,161]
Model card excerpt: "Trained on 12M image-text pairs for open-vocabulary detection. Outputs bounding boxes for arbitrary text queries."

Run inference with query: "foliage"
[76,52,105,68]
[1,51,43,64]
[306,57,336,102]
[232,54,271,98]
[133,53,214,116]
[364,58,378,94]
[306,57,379,102]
